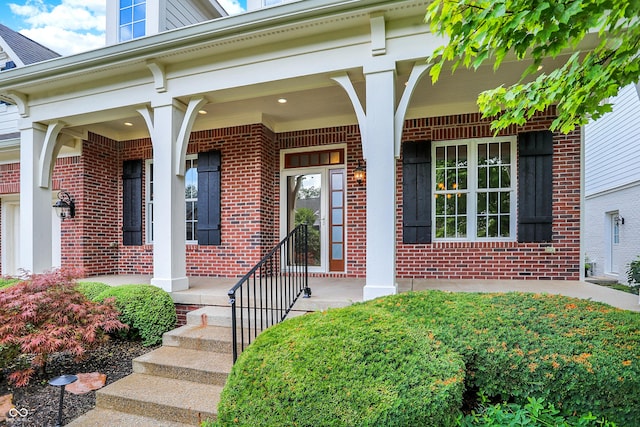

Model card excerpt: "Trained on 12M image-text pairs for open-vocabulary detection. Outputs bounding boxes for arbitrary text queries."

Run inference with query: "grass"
[590,281,639,295]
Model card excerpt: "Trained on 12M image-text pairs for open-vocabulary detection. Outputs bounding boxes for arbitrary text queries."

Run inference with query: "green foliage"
[459,395,617,426]
[295,207,320,265]
[374,292,639,426]
[217,304,466,426]
[76,281,110,301]
[626,256,640,294]
[95,284,177,346]
[426,0,640,133]
[0,269,126,386]
[220,291,637,426]
[0,277,19,290]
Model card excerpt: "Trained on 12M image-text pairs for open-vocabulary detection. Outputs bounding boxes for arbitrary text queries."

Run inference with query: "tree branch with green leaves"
[426,0,640,133]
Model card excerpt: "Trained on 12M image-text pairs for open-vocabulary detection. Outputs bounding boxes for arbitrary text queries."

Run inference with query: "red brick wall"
[119,136,153,274]
[276,125,366,277]
[0,110,581,281]
[396,110,581,280]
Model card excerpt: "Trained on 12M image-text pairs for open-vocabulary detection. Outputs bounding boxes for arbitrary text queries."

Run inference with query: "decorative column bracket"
[38,121,66,189]
[147,61,167,93]
[394,62,431,158]
[176,97,207,176]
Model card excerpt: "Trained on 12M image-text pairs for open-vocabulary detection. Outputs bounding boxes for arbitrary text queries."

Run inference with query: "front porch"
[87,275,640,313]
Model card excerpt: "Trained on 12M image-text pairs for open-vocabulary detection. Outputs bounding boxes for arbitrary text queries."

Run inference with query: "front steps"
[67,308,240,426]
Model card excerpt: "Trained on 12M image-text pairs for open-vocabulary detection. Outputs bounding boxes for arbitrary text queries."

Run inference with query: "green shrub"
[218,304,465,426]
[94,284,176,346]
[372,291,640,426]
[220,291,639,426]
[626,256,640,294]
[76,281,110,300]
[458,395,617,426]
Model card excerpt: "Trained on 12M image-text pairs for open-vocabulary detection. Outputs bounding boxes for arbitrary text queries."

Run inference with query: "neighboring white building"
[584,83,640,283]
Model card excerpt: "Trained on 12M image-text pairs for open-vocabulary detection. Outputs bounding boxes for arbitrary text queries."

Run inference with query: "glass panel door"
[286,173,322,268]
[282,166,346,273]
[329,169,345,271]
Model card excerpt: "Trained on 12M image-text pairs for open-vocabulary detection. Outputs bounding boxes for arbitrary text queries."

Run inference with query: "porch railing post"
[228,224,311,363]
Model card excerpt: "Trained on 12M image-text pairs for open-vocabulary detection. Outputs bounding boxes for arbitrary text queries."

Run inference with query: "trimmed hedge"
[76,281,110,301]
[218,291,640,426]
[94,284,177,346]
[218,304,466,426]
[0,277,19,290]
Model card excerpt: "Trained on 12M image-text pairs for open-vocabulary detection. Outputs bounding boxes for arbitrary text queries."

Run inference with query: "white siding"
[584,182,640,283]
[165,0,211,30]
[0,103,18,136]
[584,84,640,196]
[584,83,640,283]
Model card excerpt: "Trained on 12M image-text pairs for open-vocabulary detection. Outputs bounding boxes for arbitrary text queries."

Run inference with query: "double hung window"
[433,138,516,241]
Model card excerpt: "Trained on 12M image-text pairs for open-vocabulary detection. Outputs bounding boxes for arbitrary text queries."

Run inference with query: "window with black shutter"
[403,140,432,244]
[123,159,143,246]
[197,150,221,245]
[517,130,553,242]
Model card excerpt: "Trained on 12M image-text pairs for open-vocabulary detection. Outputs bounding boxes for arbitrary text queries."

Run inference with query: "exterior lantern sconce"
[614,214,624,225]
[53,191,76,220]
[49,374,78,427]
[354,160,366,185]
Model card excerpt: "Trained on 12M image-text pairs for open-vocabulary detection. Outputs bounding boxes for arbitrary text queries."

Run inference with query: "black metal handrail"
[228,224,311,362]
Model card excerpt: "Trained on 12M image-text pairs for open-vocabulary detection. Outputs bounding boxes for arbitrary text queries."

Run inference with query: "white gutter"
[0,0,404,91]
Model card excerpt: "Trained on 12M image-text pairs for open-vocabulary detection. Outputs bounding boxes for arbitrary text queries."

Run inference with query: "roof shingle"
[0,23,59,66]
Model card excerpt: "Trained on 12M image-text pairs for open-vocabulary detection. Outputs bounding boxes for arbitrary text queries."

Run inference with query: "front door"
[281,149,345,273]
[607,212,621,275]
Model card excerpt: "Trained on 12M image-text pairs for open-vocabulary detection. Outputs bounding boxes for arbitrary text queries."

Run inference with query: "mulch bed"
[1,339,156,426]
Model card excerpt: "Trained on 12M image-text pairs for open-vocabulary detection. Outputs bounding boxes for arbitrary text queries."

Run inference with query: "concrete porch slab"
[83,275,639,312]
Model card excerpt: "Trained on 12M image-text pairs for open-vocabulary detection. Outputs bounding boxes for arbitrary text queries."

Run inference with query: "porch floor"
[86,275,640,312]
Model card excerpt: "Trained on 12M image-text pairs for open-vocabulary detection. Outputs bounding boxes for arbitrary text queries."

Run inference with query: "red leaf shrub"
[0,268,127,386]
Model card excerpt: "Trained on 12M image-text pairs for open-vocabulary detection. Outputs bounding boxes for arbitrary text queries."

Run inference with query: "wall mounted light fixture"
[354,160,366,185]
[614,214,625,225]
[53,191,76,220]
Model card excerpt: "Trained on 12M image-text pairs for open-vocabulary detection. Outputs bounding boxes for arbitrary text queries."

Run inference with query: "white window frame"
[119,0,146,42]
[432,136,517,242]
[146,154,198,245]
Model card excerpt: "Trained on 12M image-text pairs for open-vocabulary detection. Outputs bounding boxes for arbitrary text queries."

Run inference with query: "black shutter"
[518,131,553,242]
[197,150,221,245]
[403,140,432,244]
[122,160,143,246]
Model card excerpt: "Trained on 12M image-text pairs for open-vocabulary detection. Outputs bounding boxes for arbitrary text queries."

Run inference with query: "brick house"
[0,0,584,300]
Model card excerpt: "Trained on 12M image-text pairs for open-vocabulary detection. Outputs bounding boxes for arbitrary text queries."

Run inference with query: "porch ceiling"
[82,52,575,141]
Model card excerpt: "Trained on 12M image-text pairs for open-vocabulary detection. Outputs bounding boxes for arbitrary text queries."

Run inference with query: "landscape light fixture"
[53,191,76,220]
[49,374,78,427]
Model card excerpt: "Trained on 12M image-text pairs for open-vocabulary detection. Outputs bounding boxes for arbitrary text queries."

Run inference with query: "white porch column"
[19,123,53,274]
[139,101,189,292]
[363,67,397,300]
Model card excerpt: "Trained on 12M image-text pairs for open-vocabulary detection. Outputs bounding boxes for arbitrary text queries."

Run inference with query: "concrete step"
[187,305,302,328]
[95,373,221,425]
[133,346,232,386]
[163,324,240,354]
[66,408,187,427]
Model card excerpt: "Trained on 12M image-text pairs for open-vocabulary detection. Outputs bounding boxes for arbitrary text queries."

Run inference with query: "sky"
[0,0,247,56]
